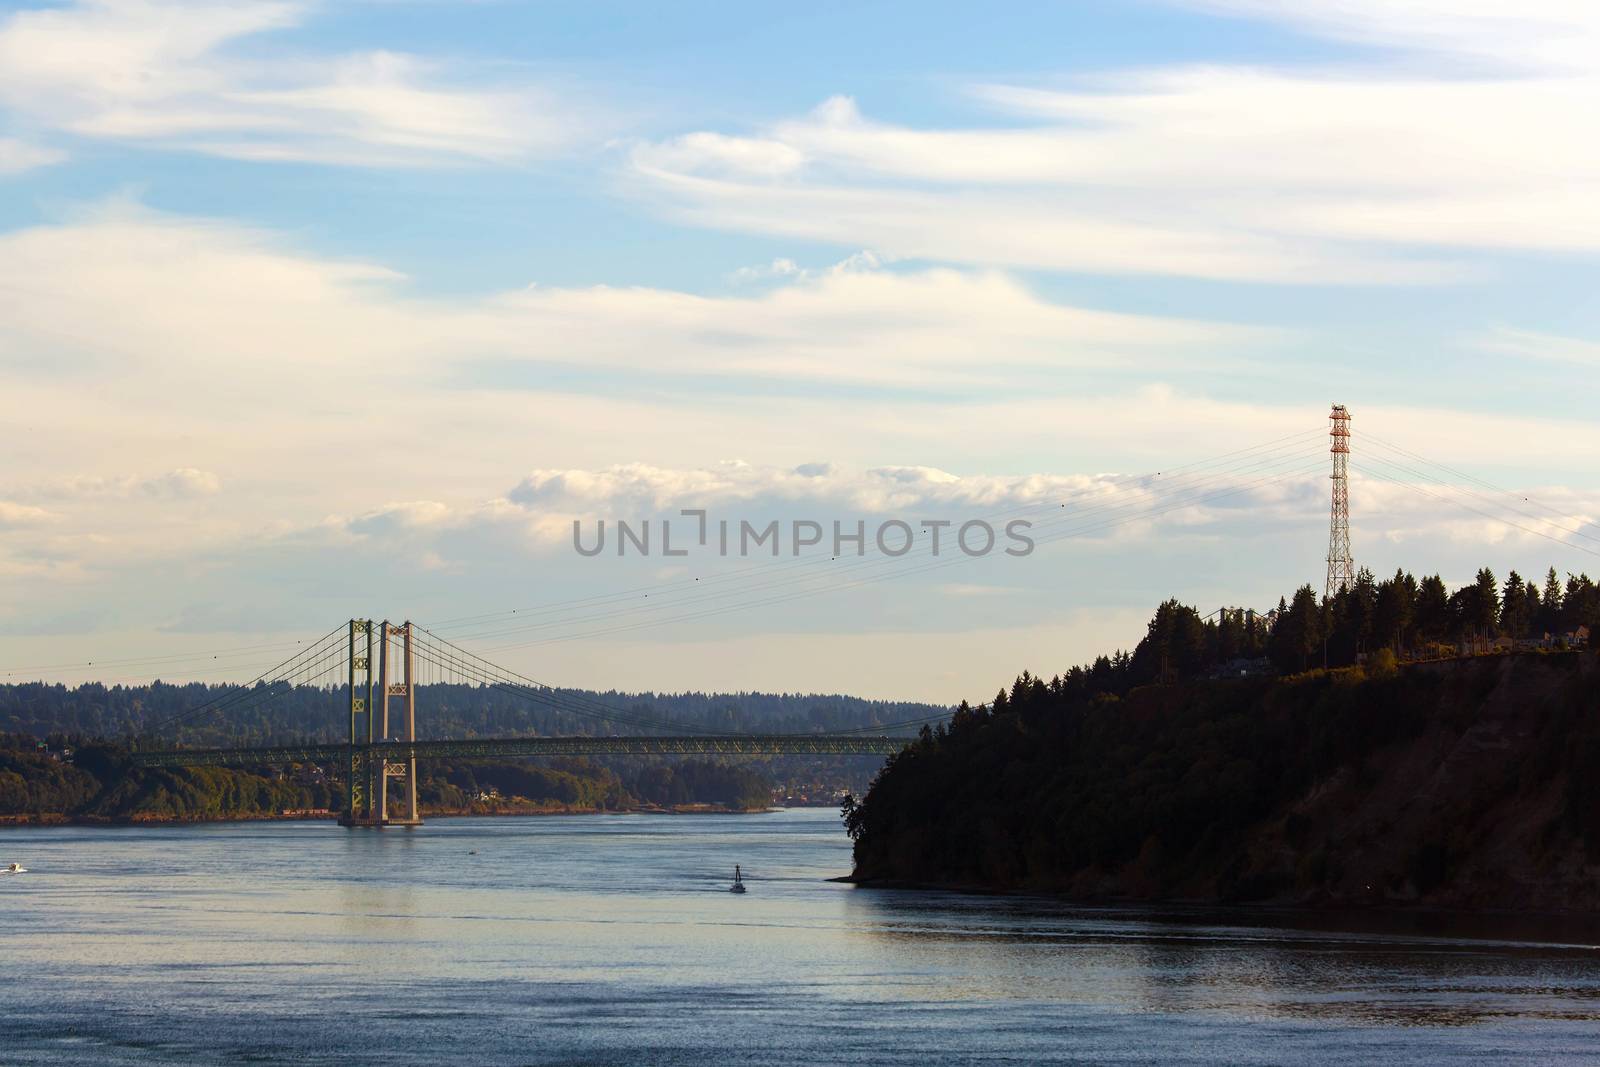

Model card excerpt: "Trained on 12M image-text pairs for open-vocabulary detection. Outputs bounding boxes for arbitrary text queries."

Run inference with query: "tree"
[1415,575,1450,643]
[1350,567,1378,649]
[1468,568,1500,638]
[1372,569,1416,653]
[840,793,865,840]
[1541,568,1564,633]
[1523,580,1542,639]
[1130,600,1209,683]
[1561,574,1598,634]
[1500,571,1529,638]
[1269,585,1323,673]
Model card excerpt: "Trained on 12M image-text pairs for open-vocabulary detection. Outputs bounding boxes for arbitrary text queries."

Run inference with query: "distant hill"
[845,653,1600,913]
[0,681,942,745]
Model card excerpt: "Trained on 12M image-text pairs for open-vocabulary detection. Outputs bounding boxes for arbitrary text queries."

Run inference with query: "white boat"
[2,863,25,875]
[730,864,746,893]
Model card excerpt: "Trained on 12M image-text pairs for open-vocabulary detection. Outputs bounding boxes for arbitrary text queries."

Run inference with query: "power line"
[1359,456,1600,561]
[1361,435,1600,549]
[0,637,323,680]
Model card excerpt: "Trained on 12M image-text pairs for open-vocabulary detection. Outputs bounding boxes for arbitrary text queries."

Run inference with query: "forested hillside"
[0,736,774,823]
[845,566,1600,913]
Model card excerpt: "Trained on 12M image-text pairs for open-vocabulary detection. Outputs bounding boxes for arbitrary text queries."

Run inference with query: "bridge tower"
[338,618,421,828]
[1325,404,1355,598]
[375,620,421,826]
[338,619,376,827]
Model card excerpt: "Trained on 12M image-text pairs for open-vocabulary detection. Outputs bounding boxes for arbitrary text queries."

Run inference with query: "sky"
[3,0,1600,702]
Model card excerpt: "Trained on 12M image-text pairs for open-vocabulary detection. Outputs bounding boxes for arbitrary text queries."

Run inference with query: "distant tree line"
[0,683,937,748]
[0,734,775,821]
[1265,566,1598,673]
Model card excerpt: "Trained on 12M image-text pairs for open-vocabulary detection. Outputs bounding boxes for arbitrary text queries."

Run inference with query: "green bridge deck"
[130,734,912,768]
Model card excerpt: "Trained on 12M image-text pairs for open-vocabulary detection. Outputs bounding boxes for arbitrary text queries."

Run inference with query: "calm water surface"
[3,809,1598,1065]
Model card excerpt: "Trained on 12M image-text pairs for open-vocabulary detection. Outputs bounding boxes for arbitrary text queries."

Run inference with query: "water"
[3,809,1599,1065]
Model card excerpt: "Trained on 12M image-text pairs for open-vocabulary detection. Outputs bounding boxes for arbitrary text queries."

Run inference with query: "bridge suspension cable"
[139,625,348,741]
[405,627,705,735]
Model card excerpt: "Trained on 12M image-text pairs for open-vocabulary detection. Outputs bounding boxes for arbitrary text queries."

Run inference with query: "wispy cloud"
[0,137,64,173]
[25,468,223,500]
[0,501,58,528]
[630,5,1600,281]
[0,0,586,166]
[1475,326,1600,369]
[1172,1,1600,70]
[0,203,1264,391]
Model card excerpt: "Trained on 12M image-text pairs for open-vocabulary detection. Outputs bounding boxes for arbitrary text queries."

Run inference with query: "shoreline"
[0,804,823,828]
[835,874,1600,922]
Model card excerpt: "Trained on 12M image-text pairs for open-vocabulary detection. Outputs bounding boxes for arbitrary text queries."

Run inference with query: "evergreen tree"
[1500,571,1528,637]
[1561,574,1597,634]
[1541,568,1564,633]
[1469,568,1500,637]
[1372,569,1416,653]
[1415,575,1450,643]
[1269,586,1323,673]
[1130,600,1209,683]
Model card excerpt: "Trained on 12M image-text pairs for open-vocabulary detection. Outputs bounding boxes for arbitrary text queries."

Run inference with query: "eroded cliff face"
[849,655,1600,912]
[1229,655,1600,912]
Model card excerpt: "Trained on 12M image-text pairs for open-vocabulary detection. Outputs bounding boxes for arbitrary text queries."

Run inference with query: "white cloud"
[0,204,1262,392]
[347,500,453,537]
[730,250,896,285]
[0,137,64,173]
[34,467,223,499]
[0,501,58,527]
[630,6,1600,279]
[0,0,583,166]
[633,140,1453,284]
[1173,1,1600,70]
[144,467,221,497]
[729,257,804,284]
[1475,326,1600,369]
[508,460,1113,517]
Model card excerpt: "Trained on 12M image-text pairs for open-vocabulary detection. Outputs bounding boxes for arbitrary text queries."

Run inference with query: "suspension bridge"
[130,620,915,827]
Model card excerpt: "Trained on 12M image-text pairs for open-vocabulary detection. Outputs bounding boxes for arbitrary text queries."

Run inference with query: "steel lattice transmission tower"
[1325,404,1355,598]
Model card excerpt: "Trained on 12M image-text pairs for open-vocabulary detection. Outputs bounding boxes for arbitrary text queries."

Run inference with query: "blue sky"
[3,1,1600,700]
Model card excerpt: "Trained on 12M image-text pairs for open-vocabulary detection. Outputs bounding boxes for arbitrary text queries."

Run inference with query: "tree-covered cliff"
[846,651,1600,912]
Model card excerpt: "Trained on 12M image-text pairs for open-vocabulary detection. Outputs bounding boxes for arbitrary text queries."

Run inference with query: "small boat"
[730,864,746,894]
[2,863,26,875]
